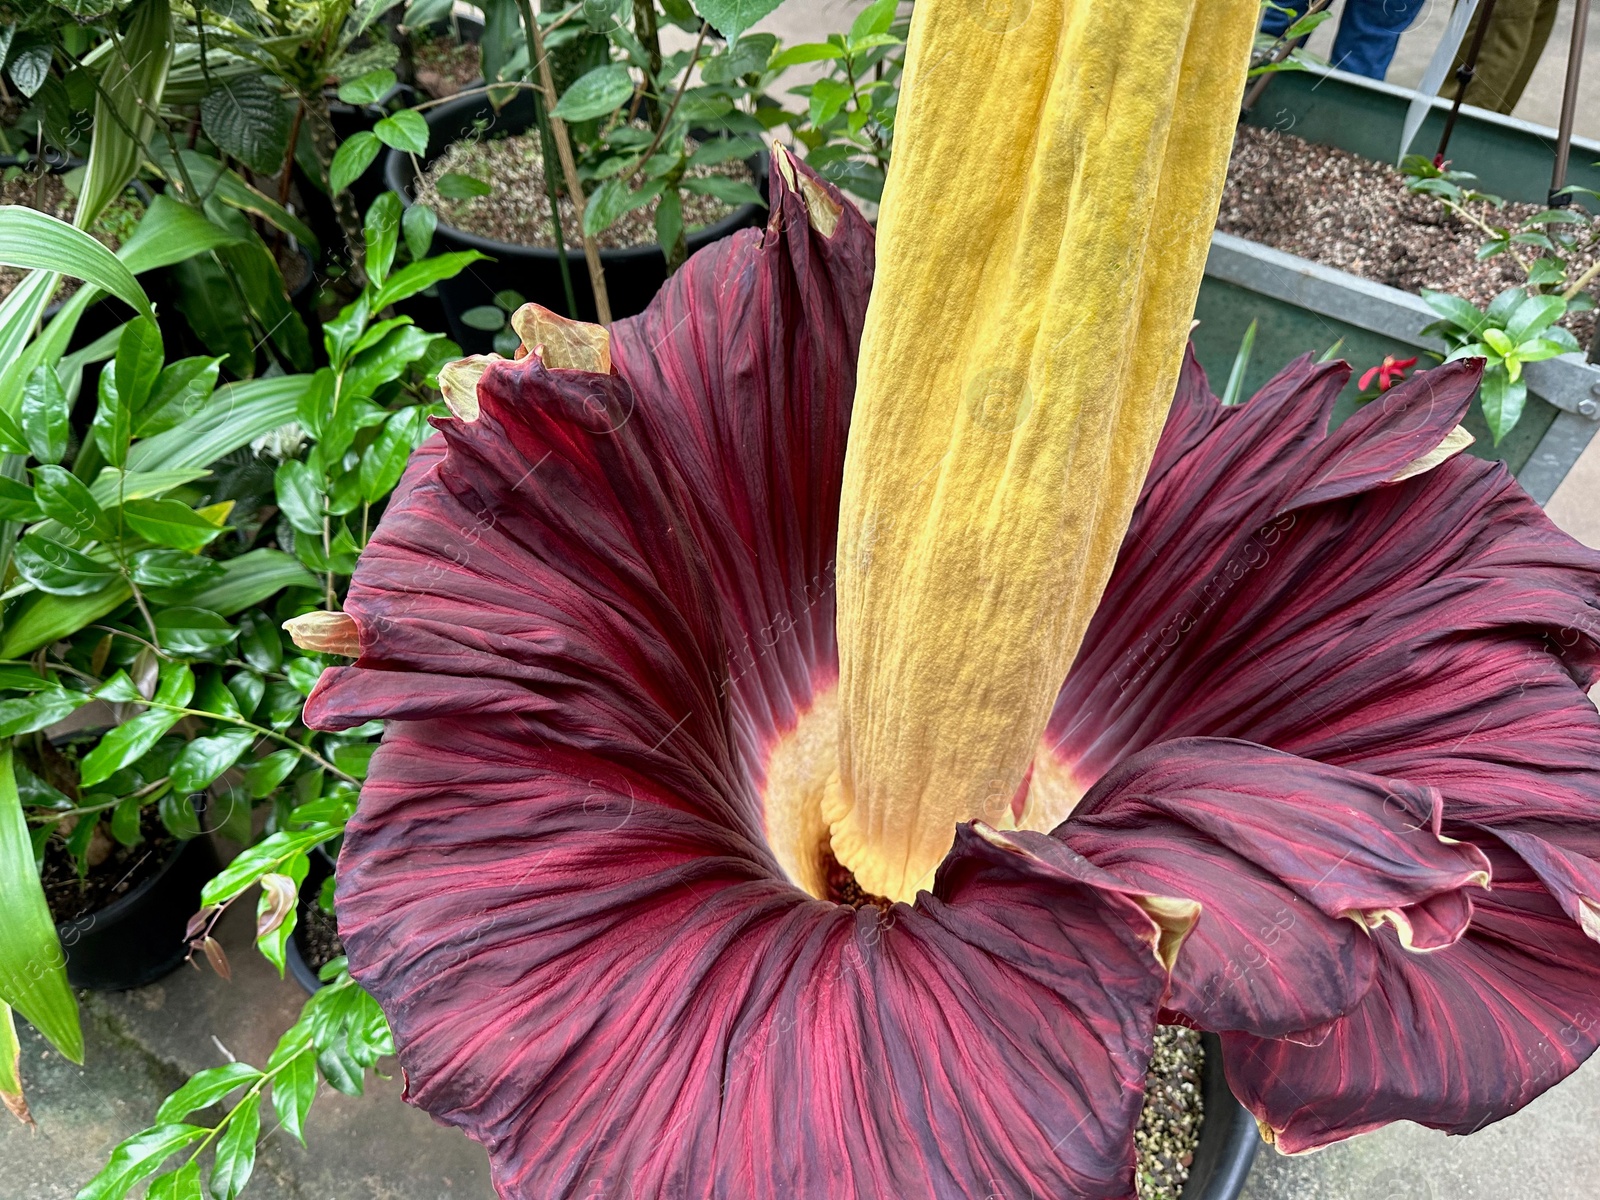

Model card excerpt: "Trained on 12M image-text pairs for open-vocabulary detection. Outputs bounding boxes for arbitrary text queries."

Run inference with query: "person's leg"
[1328,0,1430,78]
[1504,0,1561,111]
[1260,0,1313,40]
[1442,0,1557,114]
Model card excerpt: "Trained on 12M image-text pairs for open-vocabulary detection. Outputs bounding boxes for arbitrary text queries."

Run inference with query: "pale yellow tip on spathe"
[830,0,1257,902]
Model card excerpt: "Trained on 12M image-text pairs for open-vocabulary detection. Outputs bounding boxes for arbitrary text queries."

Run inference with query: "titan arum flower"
[297,0,1600,1196]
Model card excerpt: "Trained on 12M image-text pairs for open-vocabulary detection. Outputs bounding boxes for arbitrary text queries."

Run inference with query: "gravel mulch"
[417,131,757,250]
[297,889,345,974]
[1220,125,1598,350]
[1136,1025,1205,1200]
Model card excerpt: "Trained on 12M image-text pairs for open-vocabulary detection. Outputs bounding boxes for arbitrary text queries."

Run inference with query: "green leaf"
[202,76,292,175]
[154,1061,263,1124]
[679,175,765,208]
[175,550,319,616]
[317,1042,364,1095]
[159,790,202,840]
[245,749,298,800]
[75,1123,206,1200]
[274,460,325,535]
[32,465,110,541]
[228,671,264,719]
[146,1161,203,1200]
[373,110,429,156]
[434,172,493,200]
[129,376,307,472]
[460,305,505,332]
[1419,288,1489,337]
[155,608,239,656]
[115,317,164,416]
[208,1089,260,1199]
[136,357,225,439]
[268,1028,316,1143]
[337,68,398,106]
[239,611,283,673]
[344,326,439,397]
[202,826,338,906]
[1505,293,1567,343]
[1479,366,1527,444]
[7,38,51,96]
[694,0,783,40]
[0,743,80,1063]
[117,193,248,275]
[849,0,897,40]
[0,477,39,522]
[12,536,118,596]
[171,729,256,794]
[329,132,382,197]
[553,64,635,122]
[583,177,665,238]
[359,408,427,502]
[129,548,222,591]
[0,583,133,658]
[401,202,436,260]
[0,688,90,738]
[255,853,308,976]
[1527,257,1568,287]
[769,42,847,70]
[0,207,154,323]
[371,251,485,309]
[363,192,403,288]
[110,795,143,846]
[121,498,227,551]
[20,365,70,464]
[80,709,186,789]
[93,367,133,469]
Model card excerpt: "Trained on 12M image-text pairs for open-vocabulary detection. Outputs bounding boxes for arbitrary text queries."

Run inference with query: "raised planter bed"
[1195,65,1600,503]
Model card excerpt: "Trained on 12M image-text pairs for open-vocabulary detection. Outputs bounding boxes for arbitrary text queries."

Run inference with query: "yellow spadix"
[829,0,1258,902]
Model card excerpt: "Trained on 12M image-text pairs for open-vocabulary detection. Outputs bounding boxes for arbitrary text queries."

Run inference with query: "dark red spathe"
[307,161,1600,1195]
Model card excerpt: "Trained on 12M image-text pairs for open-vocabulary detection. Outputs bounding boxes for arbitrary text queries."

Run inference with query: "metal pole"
[1550,0,1592,205]
[1436,0,1500,162]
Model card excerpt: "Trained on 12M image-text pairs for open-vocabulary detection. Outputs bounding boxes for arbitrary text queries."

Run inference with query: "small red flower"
[1359,354,1418,392]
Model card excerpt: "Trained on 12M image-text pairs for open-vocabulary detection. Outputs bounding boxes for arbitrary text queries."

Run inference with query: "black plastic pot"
[286,844,338,993]
[55,830,221,991]
[1184,1033,1259,1200]
[385,90,769,348]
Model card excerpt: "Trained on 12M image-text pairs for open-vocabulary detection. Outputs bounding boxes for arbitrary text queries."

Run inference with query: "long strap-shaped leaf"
[0,208,155,325]
[0,1001,26,1124]
[0,741,82,1065]
[78,0,173,229]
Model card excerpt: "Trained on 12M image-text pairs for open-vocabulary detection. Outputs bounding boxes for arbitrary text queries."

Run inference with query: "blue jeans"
[1261,0,1428,79]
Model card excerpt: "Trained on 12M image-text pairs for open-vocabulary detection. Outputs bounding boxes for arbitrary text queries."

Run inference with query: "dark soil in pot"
[386,90,769,345]
[287,846,343,993]
[43,806,220,992]
[1220,125,1598,349]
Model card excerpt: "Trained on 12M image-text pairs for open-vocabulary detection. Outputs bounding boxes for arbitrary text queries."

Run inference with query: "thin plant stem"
[624,22,707,190]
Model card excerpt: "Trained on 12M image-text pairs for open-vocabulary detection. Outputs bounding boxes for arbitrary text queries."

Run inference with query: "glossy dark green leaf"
[114,317,164,417]
[434,172,491,200]
[370,251,484,309]
[92,367,133,469]
[0,687,91,737]
[227,671,264,719]
[583,176,664,238]
[202,826,337,906]
[20,364,69,464]
[129,548,224,590]
[358,408,427,502]
[171,729,255,794]
[343,326,438,397]
[244,749,297,799]
[79,708,185,788]
[238,610,283,673]
[158,790,202,840]
[32,465,110,541]
[154,608,238,656]
[274,460,325,535]
[146,1161,204,1200]
[110,795,143,846]
[680,175,765,207]
[121,498,226,551]
[0,476,41,522]
[13,536,117,595]
[208,1088,260,1200]
[175,550,317,618]
[136,357,224,439]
